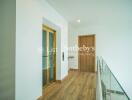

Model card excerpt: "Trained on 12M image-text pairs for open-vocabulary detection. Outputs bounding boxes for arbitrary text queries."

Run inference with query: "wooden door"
[78,35,95,72]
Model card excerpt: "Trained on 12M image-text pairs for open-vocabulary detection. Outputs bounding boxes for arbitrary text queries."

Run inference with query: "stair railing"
[96,56,130,100]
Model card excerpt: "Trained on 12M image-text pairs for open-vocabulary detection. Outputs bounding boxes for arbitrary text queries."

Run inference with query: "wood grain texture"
[41,71,96,100]
[78,35,96,72]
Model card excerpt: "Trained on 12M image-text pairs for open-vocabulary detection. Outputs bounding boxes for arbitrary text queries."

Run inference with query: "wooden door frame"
[78,34,96,72]
[42,25,57,84]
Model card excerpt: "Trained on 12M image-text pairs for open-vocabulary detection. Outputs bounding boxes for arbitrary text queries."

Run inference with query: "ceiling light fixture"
[77,19,81,23]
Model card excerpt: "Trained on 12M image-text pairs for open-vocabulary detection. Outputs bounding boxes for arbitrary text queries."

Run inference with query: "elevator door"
[42,25,56,87]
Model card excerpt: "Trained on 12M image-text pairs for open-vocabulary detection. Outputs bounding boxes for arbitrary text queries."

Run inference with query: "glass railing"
[97,57,130,100]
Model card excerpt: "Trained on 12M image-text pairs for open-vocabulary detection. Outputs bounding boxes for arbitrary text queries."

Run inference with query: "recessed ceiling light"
[77,19,81,23]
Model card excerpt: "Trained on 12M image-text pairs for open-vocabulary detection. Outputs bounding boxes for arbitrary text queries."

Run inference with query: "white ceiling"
[47,0,132,28]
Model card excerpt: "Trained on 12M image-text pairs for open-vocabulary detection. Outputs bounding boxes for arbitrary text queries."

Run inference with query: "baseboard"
[37,96,42,100]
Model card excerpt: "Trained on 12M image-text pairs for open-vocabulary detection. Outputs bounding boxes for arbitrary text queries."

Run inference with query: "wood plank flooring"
[41,71,96,100]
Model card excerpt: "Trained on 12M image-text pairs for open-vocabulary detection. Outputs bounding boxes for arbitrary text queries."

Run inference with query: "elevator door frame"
[42,25,56,87]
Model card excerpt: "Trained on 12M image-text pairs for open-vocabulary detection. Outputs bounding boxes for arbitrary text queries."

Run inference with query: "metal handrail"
[97,56,130,100]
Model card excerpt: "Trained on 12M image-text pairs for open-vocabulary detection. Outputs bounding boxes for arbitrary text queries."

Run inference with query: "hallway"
[42,71,96,100]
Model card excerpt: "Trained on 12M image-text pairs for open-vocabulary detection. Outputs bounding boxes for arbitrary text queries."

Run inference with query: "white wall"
[0,0,15,100]
[68,1,132,99]
[16,0,68,100]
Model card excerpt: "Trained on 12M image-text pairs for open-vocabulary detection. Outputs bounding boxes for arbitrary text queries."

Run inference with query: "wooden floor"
[41,71,96,100]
